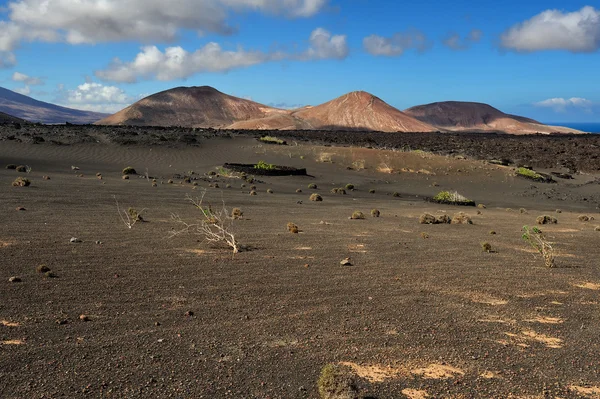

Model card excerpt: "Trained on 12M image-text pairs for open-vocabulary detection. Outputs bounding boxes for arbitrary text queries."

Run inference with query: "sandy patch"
[480,371,502,379]
[1,339,25,345]
[340,362,405,383]
[573,282,600,290]
[348,244,367,253]
[185,249,217,255]
[504,330,563,349]
[0,240,16,248]
[478,317,515,324]
[469,293,509,306]
[524,316,564,324]
[402,389,429,399]
[569,385,600,398]
[411,364,465,380]
[1,320,21,327]
[550,301,564,305]
[517,290,568,298]
[294,246,312,251]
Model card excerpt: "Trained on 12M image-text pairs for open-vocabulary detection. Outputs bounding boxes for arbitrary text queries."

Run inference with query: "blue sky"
[0,0,599,122]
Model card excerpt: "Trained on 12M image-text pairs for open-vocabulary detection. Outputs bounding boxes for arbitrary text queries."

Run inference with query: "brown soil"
[1,128,600,398]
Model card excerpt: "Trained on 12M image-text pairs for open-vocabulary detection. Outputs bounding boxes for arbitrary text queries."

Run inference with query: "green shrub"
[351,211,365,220]
[259,136,286,145]
[432,191,475,206]
[317,364,358,399]
[254,161,276,170]
[345,184,355,191]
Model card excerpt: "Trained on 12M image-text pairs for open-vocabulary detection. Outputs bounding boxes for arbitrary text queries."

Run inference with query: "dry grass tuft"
[351,211,365,220]
[310,193,323,202]
[287,222,299,234]
[371,209,380,217]
[481,242,492,252]
[452,212,473,224]
[537,215,558,225]
[231,208,243,220]
[12,177,31,187]
[419,213,436,224]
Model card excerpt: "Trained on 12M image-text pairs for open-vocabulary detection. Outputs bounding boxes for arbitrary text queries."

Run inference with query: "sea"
[546,122,600,134]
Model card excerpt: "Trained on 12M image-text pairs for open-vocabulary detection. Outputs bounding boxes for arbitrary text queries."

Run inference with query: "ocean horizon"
[546,122,600,134]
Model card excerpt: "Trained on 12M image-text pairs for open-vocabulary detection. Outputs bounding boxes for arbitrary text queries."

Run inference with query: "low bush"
[122,166,137,175]
[350,211,365,220]
[287,222,299,234]
[481,242,492,252]
[6,164,17,169]
[308,183,318,189]
[310,193,323,202]
[451,212,473,224]
[536,215,558,225]
[371,209,380,217]
[12,177,30,187]
[345,184,355,191]
[432,191,475,206]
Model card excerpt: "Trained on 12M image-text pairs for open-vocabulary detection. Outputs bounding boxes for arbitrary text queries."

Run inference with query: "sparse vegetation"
[259,136,286,145]
[522,225,555,268]
[6,164,17,169]
[114,196,145,229]
[122,166,137,175]
[578,215,593,222]
[595,226,600,232]
[350,211,365,220]
[267,188,274,194]
[481,242,492,252]
[308,183,318,189]
[12,177,30,187]
[250,190,257,196]
[122,175,130,180]
[16,165,30,173]
[392,192,401,198]
[170,192,241,254]
[254,160,276,170]
[231,208,243,219]
[371,209,380,217]
[310,193,323,202]
[345,184,355,191]
[516,167,553,183]
[490,230,497,235]
[520,208,527,214]
[421,232,430,239]
[432,191,475,206]
[451,212,473,224]
[287,222,299,234]
[536,215,558,225]
[317,364,358,399]
[331,188,346,195]
[369,189,375,194]
[419,213,437,224]
[437,215,452,224]
[296,189,302,193]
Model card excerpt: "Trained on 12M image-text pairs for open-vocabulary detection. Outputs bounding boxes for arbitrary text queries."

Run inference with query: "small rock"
[15,206,26,211]
[71,166,79,170]
[70,237,82,243]
[185,311,194,317]
[56,319,69,325]
[79,314,90,322]
[340,257,352,266]
[36,265,51,273]
[8,276,22,283]
[95,240,102,245]
[154,322,161,326]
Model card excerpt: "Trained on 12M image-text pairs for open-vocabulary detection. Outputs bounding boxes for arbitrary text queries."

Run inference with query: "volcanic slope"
[404,101,582,134]
[0,110,26,124]
[289,91,436,132]
[96,86,289,128]
[0,86,107,124]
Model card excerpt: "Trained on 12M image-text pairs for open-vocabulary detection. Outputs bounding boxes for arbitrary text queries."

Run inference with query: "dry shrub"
[267,188,274,194]
[371,209,380,217]
[420,232,430,239]
[331,188,346,195]
[392,192,401,198]
[317,364,359,399]
[520,208,527,214]
[122,175,130,180]
[578,215,592,222]
[536,215,558,225]
[369,189,375,194]
[481,242,492,252]
[16,165,27,172]
[452,212,473,224]
[419,213,437,224]
[296,189,302,193]
[477,204,486,209]
[308,183,318,189]
[522,226,555,268]
[231,208,243,219]
[6,164,17,169]
[595,226,600,232]
[318,153,334,163]
[437,214,452,224]
[310,193,323,202]
[12,177,30,187]
[287,222,299,234]
[250,190,257,196]
[168,179,174,184]
[350,211,365,220]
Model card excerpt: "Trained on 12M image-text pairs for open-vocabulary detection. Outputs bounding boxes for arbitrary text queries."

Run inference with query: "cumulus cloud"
[0,51,16,68]
[56,82,135,113]
[534,97,593,112]
[302,28,348,60]
[363,30,430,56]
[96,28,346,83]
[443,29,483,50]
[14,85,31,95]
[12,71,43,85]
[501,6,600,52]
[0,0,328,54]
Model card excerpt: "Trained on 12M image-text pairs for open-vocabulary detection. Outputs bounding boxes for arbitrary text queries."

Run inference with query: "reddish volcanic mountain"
[404,101,581,134]
[290,91,435,132]
[97,86,288,128]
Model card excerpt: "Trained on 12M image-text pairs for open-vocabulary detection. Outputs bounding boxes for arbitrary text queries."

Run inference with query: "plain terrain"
[1,131,600,398]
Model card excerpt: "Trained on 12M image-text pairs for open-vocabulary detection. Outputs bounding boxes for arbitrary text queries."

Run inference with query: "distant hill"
[97,86,289,127]
[404,101,582,134]
[98,86,584,134]
[0,86,108,124]
[290,91,435,132]
[0,110,26,124]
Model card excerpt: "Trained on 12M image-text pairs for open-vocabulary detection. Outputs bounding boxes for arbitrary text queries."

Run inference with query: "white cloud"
[12,71,43,85]
[443,29,483,50]
[14,85,30,95]
[96,44,281,83]
[501,6,600,52]
[96,28,346,82]
[0,0,328,54]
[0,51,16,68]
[302,28,348,60]
[534,97,594,112]
[363,30,430,56]
[56,82,135,114]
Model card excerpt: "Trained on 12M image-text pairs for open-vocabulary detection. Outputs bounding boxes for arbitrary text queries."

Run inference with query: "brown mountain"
[0,86,108,124]
[289,91,436,132]
[404,101,582,134]
[96,86,288,127]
